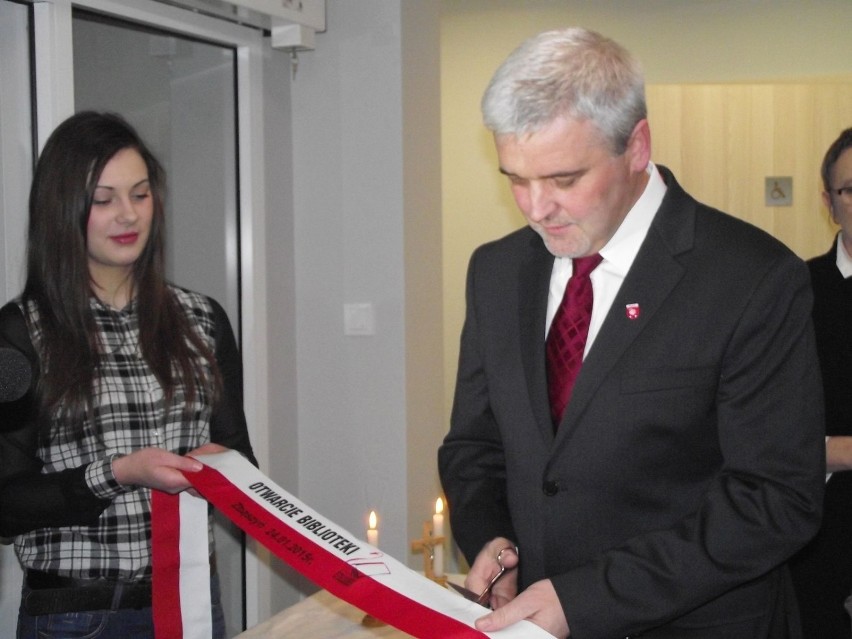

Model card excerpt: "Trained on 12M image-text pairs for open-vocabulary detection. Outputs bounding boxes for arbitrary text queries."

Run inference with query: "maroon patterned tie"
[546,253,603,427]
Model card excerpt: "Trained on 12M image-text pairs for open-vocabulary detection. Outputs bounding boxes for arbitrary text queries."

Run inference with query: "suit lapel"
[556,167,696,441]
[518,233,557,442]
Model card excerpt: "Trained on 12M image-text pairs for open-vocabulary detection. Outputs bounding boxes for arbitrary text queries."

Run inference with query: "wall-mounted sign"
[765,177,793,207]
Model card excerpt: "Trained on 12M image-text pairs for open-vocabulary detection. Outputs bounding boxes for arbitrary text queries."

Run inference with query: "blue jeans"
[17,575,226,639]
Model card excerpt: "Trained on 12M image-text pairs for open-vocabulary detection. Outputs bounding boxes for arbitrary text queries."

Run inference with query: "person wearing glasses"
[790,127,852,639]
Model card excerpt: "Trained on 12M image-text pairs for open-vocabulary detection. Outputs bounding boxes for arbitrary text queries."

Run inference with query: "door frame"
[27,0,272,628]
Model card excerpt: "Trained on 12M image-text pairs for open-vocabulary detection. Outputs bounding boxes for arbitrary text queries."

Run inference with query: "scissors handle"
[475,567,506,605]
[475,545,517,605]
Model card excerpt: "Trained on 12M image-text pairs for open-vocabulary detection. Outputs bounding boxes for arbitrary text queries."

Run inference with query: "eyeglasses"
[832,185,852,204]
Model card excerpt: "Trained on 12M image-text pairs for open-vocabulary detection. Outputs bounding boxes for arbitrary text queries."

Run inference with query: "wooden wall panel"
[647,83,851,260]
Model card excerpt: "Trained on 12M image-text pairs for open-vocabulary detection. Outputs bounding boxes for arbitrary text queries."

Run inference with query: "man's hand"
[827,435,852,472]
[465,537,519,609]
[112,447,203,493]
[475,578,570,639]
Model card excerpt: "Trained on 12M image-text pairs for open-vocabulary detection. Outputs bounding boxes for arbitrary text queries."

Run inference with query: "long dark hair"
[24,111,221,424]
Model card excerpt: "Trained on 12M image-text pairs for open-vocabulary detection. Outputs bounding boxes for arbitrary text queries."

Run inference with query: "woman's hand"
[112,447,203,493]
[187,442,229,458]
[184,443,232,497]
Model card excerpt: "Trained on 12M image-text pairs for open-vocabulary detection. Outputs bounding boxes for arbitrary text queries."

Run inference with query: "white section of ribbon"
[178,491,213,639]
[192,451,554,639]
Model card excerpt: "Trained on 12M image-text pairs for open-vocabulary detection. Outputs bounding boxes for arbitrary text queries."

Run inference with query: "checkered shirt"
[14,286,217,580]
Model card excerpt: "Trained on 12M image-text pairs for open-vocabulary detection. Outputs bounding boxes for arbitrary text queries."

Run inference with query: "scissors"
[448,545,518,607]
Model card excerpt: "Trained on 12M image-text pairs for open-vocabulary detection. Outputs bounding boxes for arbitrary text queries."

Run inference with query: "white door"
[0,1,268,635]
[0,2,35,632]
[72,10,246,635]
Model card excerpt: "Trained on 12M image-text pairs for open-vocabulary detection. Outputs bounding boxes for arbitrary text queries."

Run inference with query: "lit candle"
[433,498,445,578]
[367,510,379,548]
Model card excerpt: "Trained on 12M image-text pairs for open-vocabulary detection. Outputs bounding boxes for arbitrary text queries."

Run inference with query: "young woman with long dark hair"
[0,111,256,638]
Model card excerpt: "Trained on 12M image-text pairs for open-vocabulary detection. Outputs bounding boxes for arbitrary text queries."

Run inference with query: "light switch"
[344,303,375,336]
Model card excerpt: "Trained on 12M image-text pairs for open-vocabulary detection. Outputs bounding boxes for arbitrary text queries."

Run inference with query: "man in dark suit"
[438,28,825,639]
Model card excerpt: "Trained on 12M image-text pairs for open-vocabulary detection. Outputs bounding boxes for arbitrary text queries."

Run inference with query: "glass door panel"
[73,10,240,320]
[0,6,34,636]
[72,10,244,635]
[0,0,33,302]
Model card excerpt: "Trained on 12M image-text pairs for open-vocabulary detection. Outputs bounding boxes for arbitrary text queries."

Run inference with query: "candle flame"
[435,497,444,515]
[369,510,377,529]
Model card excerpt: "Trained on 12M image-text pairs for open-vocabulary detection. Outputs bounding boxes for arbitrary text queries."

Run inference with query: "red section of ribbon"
[151,490,184,638]
[187,464,488,639]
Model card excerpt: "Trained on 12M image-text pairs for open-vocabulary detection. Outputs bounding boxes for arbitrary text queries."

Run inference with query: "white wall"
[260,41,305,614]
[289,0,443,580]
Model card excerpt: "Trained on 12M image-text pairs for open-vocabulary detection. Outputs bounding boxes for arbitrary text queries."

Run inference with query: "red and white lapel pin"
[625,303,641,320]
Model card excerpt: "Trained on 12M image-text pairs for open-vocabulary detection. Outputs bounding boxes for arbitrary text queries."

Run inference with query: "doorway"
[73,10,245,635]
[0,0,268,635]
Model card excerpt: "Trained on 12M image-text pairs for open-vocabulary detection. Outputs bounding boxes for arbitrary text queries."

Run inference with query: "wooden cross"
[411,521,447,585]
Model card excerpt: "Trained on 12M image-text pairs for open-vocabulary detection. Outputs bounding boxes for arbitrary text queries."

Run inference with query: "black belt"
[23,570,152,615]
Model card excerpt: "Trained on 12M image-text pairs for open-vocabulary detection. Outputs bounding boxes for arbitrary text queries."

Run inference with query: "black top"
[789,237,852,637]
[808,241,852,436]
[0,290,256,550]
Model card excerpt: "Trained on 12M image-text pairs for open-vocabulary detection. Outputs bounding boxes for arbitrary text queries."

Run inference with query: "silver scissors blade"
[447,546,518,607]
[447,581,487,606]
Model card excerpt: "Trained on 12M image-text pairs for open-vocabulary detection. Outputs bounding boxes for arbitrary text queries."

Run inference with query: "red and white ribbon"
[152,490,212,639]
[151,450,553,639]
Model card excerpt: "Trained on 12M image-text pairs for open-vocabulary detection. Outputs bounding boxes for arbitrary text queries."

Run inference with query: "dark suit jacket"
[439,166,825,639]
[789,239,852,638]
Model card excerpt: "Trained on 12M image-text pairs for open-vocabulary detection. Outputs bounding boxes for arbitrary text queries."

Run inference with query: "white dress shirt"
[836,231,852,279]
[546,162,668,358]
